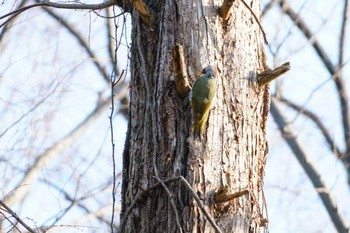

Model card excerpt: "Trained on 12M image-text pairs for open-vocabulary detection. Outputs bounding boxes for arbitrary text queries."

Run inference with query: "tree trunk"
[120,0,269,232]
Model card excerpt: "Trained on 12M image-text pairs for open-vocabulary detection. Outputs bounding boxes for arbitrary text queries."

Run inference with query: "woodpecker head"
[201,65,216,77]
[195,65,216,80]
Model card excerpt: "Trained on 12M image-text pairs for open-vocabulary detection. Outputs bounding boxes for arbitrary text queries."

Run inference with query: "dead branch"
[132,0,151,25]
[270,97,350,233]
[257,62,290,86]
[218,0,235,20]
[213,185,249,203]
[172,44,191,99]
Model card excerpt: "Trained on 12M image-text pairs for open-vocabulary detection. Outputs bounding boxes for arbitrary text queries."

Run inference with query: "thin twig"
[0,0,119,28]
[118,176,179,232]
[270,98,350,233]
[152,148,183,232]
[1,0,115,19]
[119,176,223,233]
[109,70,125,233]
[153,176,183,233]
[240,0,268,44]
[0,200,36,233]
[177,176,223,233]
[0,0,29,43]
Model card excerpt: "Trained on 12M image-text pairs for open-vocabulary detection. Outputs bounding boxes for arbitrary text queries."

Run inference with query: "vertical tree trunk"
[121,0,269,232]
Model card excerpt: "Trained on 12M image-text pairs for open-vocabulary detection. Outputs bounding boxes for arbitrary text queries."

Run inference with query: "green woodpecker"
[191,65,216,139]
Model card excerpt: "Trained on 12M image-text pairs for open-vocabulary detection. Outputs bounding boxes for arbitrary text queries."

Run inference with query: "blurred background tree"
[0,0,349,232]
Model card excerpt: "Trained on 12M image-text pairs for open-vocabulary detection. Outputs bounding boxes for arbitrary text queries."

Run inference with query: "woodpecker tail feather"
[193,124,202,140]
[193,113,208,140]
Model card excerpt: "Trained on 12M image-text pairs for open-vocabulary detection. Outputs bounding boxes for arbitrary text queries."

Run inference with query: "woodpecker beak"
[195,70,204,78]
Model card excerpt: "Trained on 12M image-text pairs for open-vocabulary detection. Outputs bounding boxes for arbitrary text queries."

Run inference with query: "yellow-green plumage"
[191,66,216,139]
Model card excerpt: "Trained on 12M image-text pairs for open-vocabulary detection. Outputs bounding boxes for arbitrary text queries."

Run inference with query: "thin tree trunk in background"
[121,0,269,232]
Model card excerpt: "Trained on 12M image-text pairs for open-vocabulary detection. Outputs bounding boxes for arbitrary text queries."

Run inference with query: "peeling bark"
[121,0,269,232]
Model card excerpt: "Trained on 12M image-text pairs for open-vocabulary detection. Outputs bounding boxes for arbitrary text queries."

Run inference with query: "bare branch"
[109,65,118,233]
[279,0,350,162]
[270,98,350,233]
[0,0,29,43]
[32,0,117,10]
[0,0,124,29]
[276,96,342,160]
[0,200,36,233]
[338,0,348,68]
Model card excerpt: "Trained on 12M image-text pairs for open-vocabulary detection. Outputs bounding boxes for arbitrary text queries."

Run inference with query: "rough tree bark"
[120,0,269,232]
